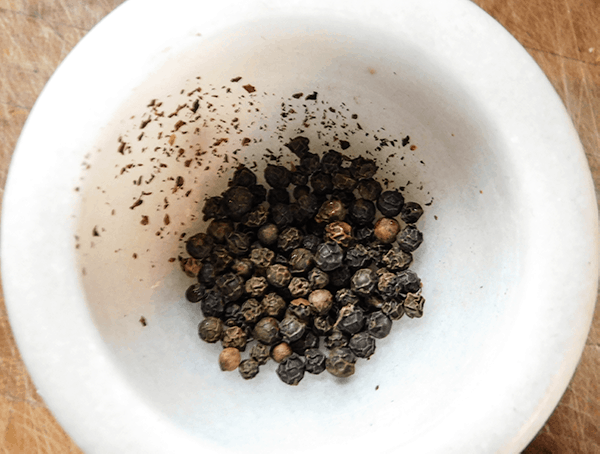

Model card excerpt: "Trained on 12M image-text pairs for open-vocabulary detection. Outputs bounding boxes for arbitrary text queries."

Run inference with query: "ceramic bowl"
[2,0,598,452]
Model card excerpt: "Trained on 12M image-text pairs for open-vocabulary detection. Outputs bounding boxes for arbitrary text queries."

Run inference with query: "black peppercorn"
[397,225,424,253]
[186,233,214,260]
[248,184,267,205]
[304,348,327,374]
[240,298,264,324]
[216,272,244,302]
[249,342,271,365]
[249,247,275,269]
[308,268,329,289]
[264,164,292,189]
[377,190,405,217]
[382,247,413,271]
[365,311,393,339]
[332,171,358,192]
[197,261,217,287]
[221,186,254,220]
[335,304,365,335]
[185,283,206,303]
[314,241,344,271]
[225,231,250,256]
[365,294,386,311]
[297,193,320,218]
[288,248,314,274]
[345,244,371,268]
[231,258,254,279]
[381,298,405,320]
[377,271,399,299]
[300,152,321,174]
[207,219,234,243]
[277,227,303,252]
[404,292,425,318]
[331,189,356,207]
[229,165,257,187]
[242,205,269,228]
[276,353,305,385]
[267,188,290,205]
[293,184,311,201]
[223,302,244,326]
[351,268,378,296]
[244,276,268,298]
[266,264,292,288]
[198,317,224,343]
[350,157,378,180]
[290,171,309,186]
[210,244,233,274]
[310,171,333,195]
[324,222,353,247]
[270,203,294,227]
[261,293,286,319]
[181,257,202,278]
[349,199,376,226]
[222,325,247,350]
[287,298,312,323]
[284,136,310,157]
[279,316,306,343]
[302,234,322,253]
[320,150,343,174]
[325,330,349,349]
[315,199,347,224]
[326,347,356,378]
[313,315,334,336]
[396,270,422,294]
[239,359,260,379]
[329,266,353,289]
[349,332,376,359]
[335,288,361,307]
[201,288,225,317]
[202,196,226,221]
[288,277,311,298]
[308,289,334,315]
[253,316,281,345]
[274,254,289,266]
[400,201,424,224]
[356,178,382,201]
[354,226,374,243]
[290,330,319,355]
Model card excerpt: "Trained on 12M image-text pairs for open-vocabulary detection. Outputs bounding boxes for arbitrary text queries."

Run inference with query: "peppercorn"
[272,342,293,363]
[253,316,281,345]
[202,196,226,221]
[331,189,356,207]
[373,217,400,244]
[320,150,343,174]
[314,241,344,271]
[397,225,424,253]
[381,298,405,320]
[198,317,224,343]
[279,316,306,342]
[215,272,244,302]
[302,235,322,253]
[249,247,275,269]
[377,272,399,299]
[332,171,358,192]
[326,347,356,378]
[229,165,257,187]
[349,332,376,359]
[186,233,214,260]
[291,171,308,186]
[290,330,319,355]
[350,157,378,180]
[356,178,382,201]
[367,242,392,265]
[207,219,234,243]
[221,186,254,220]
[404,292,425,318]
[382,247,413,271]
[297,193,320,218]
[248,184,267,205]
[305,218,325,237]
[304,348,327,374]
[288,248,314,274]
[276,353,305,385]
[225,231,250,256]
[308,289,333,315]
[308,268,329,289]
[335,288,361,307]
[249,342,271,365]
[209,245,233,274]
[287,298,312,323]
[366,294,386,311]
[239,298,263,324]
[277,227,303,252]
[285,136,310,157]
[335,304,365,335]
[396,270,422,294]
[219,347,241,371]
[354,226,374,243]
[349,199,376,226]
[312,315,333,336]
[197,261,217,287]
[315,199,346,223]
[324,221,353,247]
[261,293,286,319]
[365,311,393,339]
[200,288,225,317]
[329,266,352,289]
[345,244,370,268]
[351,268,378,296]
[185,283,206,303]
[325,330,348,349]
[377,190,405,217]
[255,223,278,247]
[223,302,245,326]
[270,203,294,227]
[242,205,269,228]
[300,152,321,174]
[400,201,424,224]
[266,264,292,288]
[292,185,310,201]
[231,258,254,279]
[274,254,289,266]
[264,164,292,189]
[268,188,290,205]
[310,171,333,195]
[180,257,202,278]
[288,277,311,298]
[221,325,247,349]
[239,359,260,379]
[241,277,265,299]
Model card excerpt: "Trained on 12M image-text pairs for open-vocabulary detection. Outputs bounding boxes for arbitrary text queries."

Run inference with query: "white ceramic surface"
[2,0,598,453]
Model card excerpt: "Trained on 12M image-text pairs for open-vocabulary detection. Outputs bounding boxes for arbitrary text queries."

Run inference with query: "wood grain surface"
[0,1,598,453]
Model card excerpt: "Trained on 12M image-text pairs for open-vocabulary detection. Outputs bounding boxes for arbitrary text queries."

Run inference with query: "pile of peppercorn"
[181,136,425,385]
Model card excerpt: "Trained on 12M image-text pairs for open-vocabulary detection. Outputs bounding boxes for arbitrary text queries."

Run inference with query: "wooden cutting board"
[0,0,598,452]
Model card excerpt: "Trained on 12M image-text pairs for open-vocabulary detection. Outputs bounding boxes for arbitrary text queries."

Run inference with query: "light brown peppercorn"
[315,199,347,223]
[219,347,241,371]
[373,217,400,243]
[324,221,353,247]
[308,289,334,315]
[222,326,247,350]
[288,277,311,298]
[272,342,293,363]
